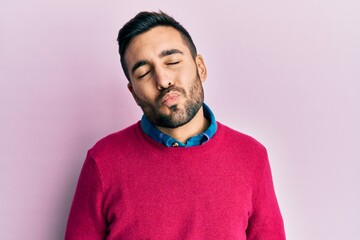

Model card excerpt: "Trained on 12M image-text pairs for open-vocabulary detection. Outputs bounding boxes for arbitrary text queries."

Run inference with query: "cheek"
[182,69,199,89]
[177,64,197,82]
[133,84,156,101]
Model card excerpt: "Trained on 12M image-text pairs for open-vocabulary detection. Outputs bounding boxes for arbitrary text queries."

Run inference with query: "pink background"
[1,1,359,239]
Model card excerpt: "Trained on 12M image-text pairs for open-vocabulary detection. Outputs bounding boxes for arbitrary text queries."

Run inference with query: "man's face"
[125,26,207,128]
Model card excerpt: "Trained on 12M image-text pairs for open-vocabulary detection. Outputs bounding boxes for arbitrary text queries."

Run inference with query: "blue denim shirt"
[140,103,217,147]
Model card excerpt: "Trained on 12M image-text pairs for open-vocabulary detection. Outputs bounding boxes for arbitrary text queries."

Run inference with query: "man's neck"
[156,106,210,144]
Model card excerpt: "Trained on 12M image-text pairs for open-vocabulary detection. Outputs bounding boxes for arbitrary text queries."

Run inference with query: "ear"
[127,82,140,106]
[195,55,207,82]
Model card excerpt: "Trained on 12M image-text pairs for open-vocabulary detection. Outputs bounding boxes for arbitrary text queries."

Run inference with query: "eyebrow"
[159,49,184,58]
[130,49,184,75]
[131,60,149,75]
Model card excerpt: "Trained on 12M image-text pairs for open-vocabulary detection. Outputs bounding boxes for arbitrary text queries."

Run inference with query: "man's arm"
[246,150,286,239]
[65,153,107,240]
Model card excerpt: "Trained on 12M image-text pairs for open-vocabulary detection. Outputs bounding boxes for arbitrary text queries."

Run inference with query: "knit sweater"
[65,122,285,240]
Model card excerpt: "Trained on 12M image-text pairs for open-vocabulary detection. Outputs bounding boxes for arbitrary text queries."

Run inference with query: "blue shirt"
[141,103,217,147]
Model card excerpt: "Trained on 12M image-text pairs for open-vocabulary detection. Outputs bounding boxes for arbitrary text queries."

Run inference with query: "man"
[65,11,285,240]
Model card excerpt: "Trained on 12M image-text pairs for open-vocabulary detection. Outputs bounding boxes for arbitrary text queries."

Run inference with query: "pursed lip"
[162,91,181,106]
[162,91,180,103]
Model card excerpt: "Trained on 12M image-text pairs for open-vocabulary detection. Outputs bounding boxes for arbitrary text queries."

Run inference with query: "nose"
[154,66,173,90]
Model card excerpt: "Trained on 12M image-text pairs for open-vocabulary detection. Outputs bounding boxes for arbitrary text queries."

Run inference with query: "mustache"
[156,86,186,102]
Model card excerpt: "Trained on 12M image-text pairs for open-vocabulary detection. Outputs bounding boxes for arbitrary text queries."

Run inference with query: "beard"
[135,74,204,129]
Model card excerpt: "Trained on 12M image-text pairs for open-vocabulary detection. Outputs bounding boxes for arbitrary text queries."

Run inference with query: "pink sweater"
[65,122,285,239]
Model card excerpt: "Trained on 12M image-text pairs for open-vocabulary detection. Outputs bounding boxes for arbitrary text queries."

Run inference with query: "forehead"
[125,26,190,63]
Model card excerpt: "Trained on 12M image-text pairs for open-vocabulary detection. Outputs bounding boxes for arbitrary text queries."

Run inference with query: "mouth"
[162,91,181,107]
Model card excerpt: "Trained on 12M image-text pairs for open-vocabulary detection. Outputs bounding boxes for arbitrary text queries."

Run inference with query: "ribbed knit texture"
[65,122,285,240]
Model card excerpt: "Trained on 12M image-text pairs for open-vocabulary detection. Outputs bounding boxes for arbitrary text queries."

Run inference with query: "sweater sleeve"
[65,153,107,240]
[246,149,286,240]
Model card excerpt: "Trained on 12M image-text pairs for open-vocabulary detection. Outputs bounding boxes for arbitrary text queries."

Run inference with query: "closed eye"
[167,61,180,65]
[138,71,150,79]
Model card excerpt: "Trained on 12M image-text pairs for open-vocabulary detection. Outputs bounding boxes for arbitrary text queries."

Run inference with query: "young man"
[65,11,285,240]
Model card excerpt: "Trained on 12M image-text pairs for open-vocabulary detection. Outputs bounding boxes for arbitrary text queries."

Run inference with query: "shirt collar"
[141,103,217,147]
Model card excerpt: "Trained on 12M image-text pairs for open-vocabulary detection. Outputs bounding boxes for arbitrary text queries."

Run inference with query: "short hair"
[117,11,198,81]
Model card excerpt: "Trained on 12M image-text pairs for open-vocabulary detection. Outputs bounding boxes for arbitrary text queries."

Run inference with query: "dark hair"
[117,11,197,81]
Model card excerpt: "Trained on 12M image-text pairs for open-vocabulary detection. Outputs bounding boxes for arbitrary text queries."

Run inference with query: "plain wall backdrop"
[1,0,359,239]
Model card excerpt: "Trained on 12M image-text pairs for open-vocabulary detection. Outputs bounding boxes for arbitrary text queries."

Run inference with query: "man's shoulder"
[217,122,267,152]
[88,122,141,155]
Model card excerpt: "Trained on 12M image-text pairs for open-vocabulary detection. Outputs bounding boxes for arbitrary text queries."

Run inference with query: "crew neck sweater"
[65,122,285,240]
